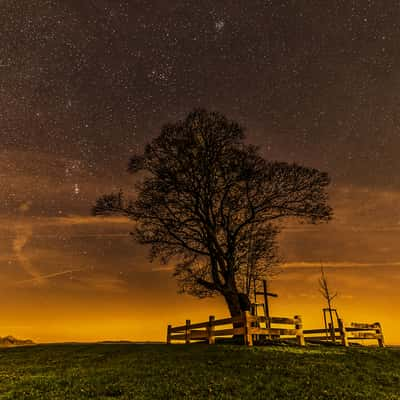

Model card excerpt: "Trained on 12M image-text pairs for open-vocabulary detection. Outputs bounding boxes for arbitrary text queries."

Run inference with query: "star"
[215,20,225,32]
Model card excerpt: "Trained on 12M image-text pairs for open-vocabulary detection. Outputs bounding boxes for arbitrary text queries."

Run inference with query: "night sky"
[1,1,400,343]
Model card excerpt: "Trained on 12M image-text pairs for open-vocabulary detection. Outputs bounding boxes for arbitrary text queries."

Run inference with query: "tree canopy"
[93,109,333,317]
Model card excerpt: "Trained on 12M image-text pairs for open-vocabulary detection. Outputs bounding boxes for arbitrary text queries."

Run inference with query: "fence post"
[167,325,172,344]
[243,311,253,346]
[338,319,348,347]
[294,315,305,346]
[328,322,336,343]
[374,322,385,347]
[185,319,191,344]
[208,315,215,345]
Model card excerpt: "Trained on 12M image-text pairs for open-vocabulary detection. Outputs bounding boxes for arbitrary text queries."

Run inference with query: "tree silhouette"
[93,109,333,318]
[319,264,338,337]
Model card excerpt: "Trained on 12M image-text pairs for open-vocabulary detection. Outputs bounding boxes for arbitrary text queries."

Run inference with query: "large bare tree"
[93,109,333,318]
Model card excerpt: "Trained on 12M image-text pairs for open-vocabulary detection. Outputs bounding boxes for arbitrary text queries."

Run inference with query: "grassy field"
[0,343,399,399]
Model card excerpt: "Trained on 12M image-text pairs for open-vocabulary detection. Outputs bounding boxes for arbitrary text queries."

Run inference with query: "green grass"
[0,344,399,399]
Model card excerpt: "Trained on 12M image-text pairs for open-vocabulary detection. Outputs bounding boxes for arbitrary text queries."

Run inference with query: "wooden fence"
[303,320,384,347]
[167,312,305,347]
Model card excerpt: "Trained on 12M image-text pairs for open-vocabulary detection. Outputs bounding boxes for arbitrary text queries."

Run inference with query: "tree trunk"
[223,290,243,318]
[222,289,251,343]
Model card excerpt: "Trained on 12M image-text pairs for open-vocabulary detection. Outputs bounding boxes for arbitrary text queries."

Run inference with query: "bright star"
[215,20,225,32]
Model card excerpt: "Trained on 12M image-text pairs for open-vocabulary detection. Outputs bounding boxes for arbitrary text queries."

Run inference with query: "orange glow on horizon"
[1,185,399,345]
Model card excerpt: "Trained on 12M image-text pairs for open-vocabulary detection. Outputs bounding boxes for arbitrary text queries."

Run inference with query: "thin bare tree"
[319,265,338,338]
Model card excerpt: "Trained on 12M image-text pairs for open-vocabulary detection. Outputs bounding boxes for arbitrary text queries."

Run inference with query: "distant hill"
[0,336,34,347]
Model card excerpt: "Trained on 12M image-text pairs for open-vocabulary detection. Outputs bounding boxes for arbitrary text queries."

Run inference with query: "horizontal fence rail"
[303,320,384,347]
[168,315,384,347]
[167,312,305,347]
[347,322,384,346]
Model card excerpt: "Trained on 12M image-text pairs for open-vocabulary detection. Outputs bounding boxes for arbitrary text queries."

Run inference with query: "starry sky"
[1,1,400,344]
